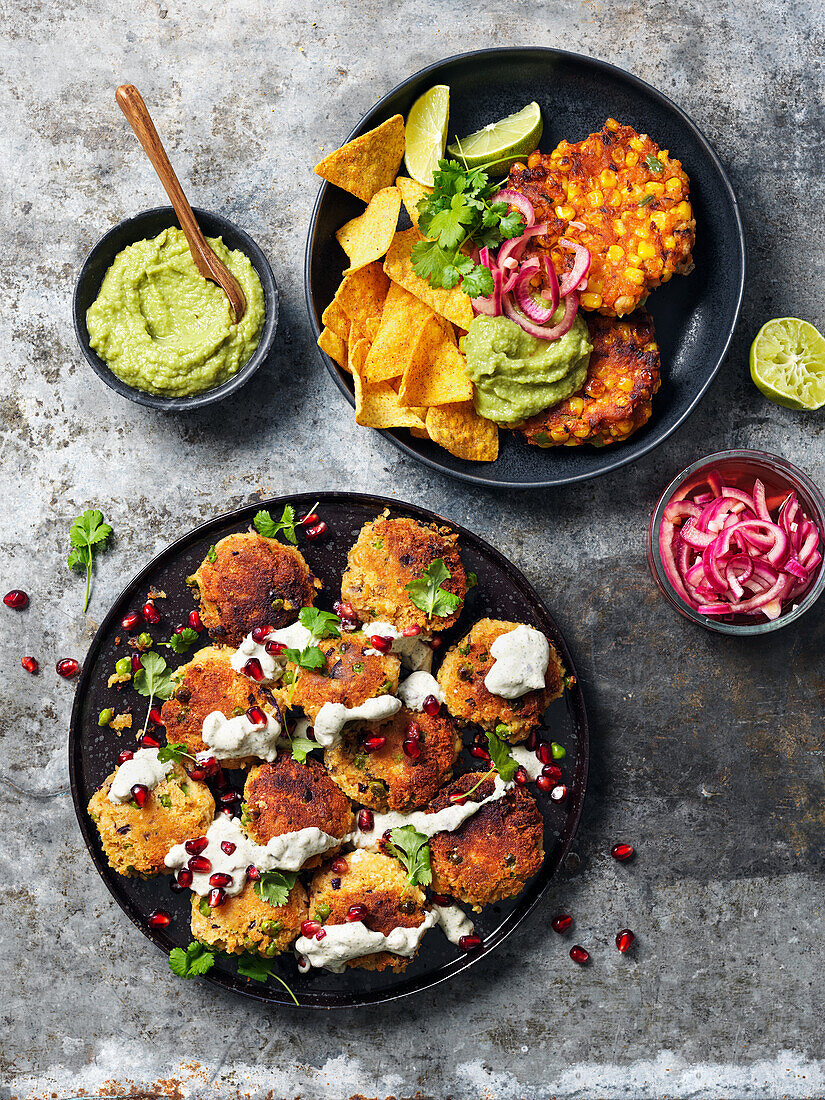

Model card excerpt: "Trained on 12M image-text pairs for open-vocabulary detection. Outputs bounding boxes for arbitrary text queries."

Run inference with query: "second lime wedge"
[750,317,825,411]
[447,102,543,170]
[405,85,450,187]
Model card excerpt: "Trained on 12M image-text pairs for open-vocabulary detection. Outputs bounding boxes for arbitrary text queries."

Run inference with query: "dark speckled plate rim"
[304,45,747,491]
[68,490,589,1009]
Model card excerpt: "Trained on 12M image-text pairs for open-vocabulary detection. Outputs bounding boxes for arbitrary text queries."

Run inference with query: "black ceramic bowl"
[73,206,279,411]
[306,47,746,490]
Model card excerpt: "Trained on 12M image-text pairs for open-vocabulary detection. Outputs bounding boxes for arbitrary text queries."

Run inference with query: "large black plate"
[305,47,746,489]
[69,492,588,1008]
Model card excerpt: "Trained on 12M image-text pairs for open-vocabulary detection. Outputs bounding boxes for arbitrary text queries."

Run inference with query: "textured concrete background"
[2,0,824,1097]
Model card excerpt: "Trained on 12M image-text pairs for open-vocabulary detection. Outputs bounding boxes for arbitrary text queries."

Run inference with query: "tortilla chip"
[321,299,350,341]
[384,228,475,330]
[337,186,402,274]
[333,263,390,325]
[395,176,432,230]
[363,282,438,384]
[425,401,499,462]
[318,327,349,373]
[399,323,473,407]
[314,115,405,203]
[351,337,427,431]
[409,426,431,439]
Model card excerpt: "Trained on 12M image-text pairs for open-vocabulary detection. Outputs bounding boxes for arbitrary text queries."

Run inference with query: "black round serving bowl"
[73,206,279,411]
[306,46,746,490]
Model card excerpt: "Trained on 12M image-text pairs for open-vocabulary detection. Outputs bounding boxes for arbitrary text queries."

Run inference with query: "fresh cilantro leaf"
[157,742,190,765]
[410,237,455,288]
[405,558,462,619]
[284,645,326,672]
[169,941,214,979]
[290,736,317,764]
[236,953,273,982]
[67,509,113,612]
[389,825,432,887]
[254,870,298,907]
[460,264,494,299]
[487,725,517,783]
[254,504,298,545]
[298,606,340,639]
[160,627,200,654]
[134,651,175,739]
[466,571,478,589]
[427,194,475,250]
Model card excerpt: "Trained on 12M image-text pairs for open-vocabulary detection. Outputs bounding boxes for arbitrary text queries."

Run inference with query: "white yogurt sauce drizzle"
[362,621,433,672]
[484,624,550,699]
[397,671,445,712]
[313,695,402,748]
[433,903,475,945]
[201,708,282,762]
[510,744,543,781]
[107,748,173,804]
[296,909,438,973]
[231,622,313,682]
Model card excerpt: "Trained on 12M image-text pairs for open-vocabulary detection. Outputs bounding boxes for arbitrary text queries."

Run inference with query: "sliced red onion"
[513,264,556,324]
[556,239,591,297]
[539,254,560,315]
[502,289,579,341]
[569,220,586,230]
[491,188,535,227]
[496,222,549,269]
[502,257,538,296]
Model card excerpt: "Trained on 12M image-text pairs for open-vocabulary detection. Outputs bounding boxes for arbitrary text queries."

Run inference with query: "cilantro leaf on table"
[236,955,299,1002]
[254,504,298,545]
[160,627,200,654]
[487,725,518,783]
[169,941,214,979]
[405,558,462,619]
[388,825,432,888]
[67,509,113,612]
[134,651,175,738]
[254,870,298,907]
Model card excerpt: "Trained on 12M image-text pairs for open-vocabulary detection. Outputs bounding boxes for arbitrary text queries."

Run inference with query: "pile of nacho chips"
[314,117,498,463]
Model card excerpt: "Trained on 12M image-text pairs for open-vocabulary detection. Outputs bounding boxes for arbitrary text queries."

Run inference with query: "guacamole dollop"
[86,227,265,398]
[462,313,592,424]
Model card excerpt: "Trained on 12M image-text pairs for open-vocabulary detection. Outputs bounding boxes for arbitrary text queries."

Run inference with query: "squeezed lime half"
[447,102,543,170]
[404,85,450,186]
[750,317,825,410]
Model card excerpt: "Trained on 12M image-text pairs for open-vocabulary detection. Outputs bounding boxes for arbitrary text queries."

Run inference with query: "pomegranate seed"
[208,887,226,908]
[429,636,444,650]
[142,601,161,624]
[459,934,482,951]
[301,920,322,936]
[611,842,635,862]
[56,658,79,678]
[469,746,491,760]
[188,610,203,632]
[363,734,386,753]
[209,872,233,888]
[537,742,554,765]
[177,868,193,888]
[169,878,187,893]
[334,600,357,621]
[148,909,171,929]
[431,893,452,906]
[243,657,264,681]
[369,634,392,653]
[185,836,209,855]
[536,775,553,792]
[200,756,218,776]
[246,864,261,880]
[221,841,237,855]
[357,809,374,831]
[21,655,39,675]
[402,624,422,637]
[140,733,160,748]
[220,791,240,805]
[148,706,164,727]
[131,653,143,672]
[570,945,590,965]
[121,611,142,631]
[265,640,286,655]
[213,767,229,790]
[525,731,538,751]
[4,589,29,609]
[188,854,212,873]
[514,766,529,786]
[550,784,568,803]
[251,625,274,643]
[449,792,467,805]
[616,928,635,953]
[305,521,327,540]
[117,749,134,764]
[315,929,327,941]
[422,694,440,716]
[173,623,186,634]
[542,764,563,782]
[299,511,319,527]
[246,705,267,727]
[188,765,206,781]
[220,806,235,817]
[331,857,348,874]
[404,720,420,741]
[552,914,573,934]
[346,904,367,922]
[131,784,149,807]
[403,738,422,759]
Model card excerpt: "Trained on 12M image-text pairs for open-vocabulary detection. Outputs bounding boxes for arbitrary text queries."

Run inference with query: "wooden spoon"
[115,83,246,323]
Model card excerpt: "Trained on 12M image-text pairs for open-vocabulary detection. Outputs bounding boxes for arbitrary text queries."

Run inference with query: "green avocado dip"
[86,227,265,397]
[462,313,592,424]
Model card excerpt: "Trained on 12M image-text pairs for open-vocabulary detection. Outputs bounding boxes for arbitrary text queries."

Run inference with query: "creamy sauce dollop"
[107,747,173,804]
[362,621,433,671]
[296,909,438,973]
[231,622,313,682]
[510,744,543,781]
[313,695,402,748]
[484,624,550,699]
[433,903,475,945]
[201,708,281,762]
[397,671,445,712]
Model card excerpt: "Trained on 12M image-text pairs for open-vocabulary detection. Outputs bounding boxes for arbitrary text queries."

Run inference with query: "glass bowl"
[647,449,825,635]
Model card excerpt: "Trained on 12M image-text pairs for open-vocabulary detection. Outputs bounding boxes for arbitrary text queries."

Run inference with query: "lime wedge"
[750,317,825,410]
[404,85,450,187]
[447,102,543,170]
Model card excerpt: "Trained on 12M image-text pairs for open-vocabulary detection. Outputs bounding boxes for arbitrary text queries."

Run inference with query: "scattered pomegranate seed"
[188,854,212,873]
[200,756,218,776]
[140,733,160,748]
[141,601,161,624]
[56,658,79,678]
[131,784,149,807]
[346,904,367,922]
[148,706,164,727]
[459,934,482,951]
[220,791,240,805]
[422,694,440,716]
[173,623,186,635]
[185,836,209,855]
[569,945,590,965]
[148,909,171,929]
[213,767,229,790]
[542,764,562,782]
[209,872,233,888]
[405,720,421,740]
[315,929,327,941]
[246,864,261,881]
[220,806,235,817]
[220,841,237,856]
[369,634,392,653]
[251,625,274,643]
[246,705,267,727]
[208,887,226,908]
[265,640,286,655]
[403,738,422,759]
[552,914,573,934]
[616,928,635,953]
[449,792,467,805]
[301,919,322,937]
[177,868,193,888]
[189,610,203,632]
[537,742,554,765]
[525,731,538,751]
[121,611,142,631]
[550,784,568,803]
[334,600,356,619]
[430,893,452,906]
[299,511,319,527]
[305,521,327,540]
[188,765,207,781]
[611,842,635,862]
[116,751,134,766]
[402,624,422,636]
[243,657,264,681]
[536,775,553,793]
[169,878,186,893]
[469,746,491,760]
[4,589,29,609]
[131,653,143,672]
[357,809,374,831]
[514,766,529,786]
[429,636,444,650]
[363,734,386,753]
[21,655,39,675]
[331,857,348,874]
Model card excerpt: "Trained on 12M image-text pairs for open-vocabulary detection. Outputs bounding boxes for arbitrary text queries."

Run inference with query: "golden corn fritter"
[508,118,695,317]
[518,311,662,447]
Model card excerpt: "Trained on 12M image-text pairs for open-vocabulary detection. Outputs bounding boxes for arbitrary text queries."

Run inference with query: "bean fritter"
[286,634,400,722]
[190,880,308,956]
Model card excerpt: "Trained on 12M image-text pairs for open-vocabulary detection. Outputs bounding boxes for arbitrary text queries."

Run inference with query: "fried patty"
[428,772,544,911]
[190,880,308,956]
[87,762,215,877]
[188,532,320,647]
[508,118,695,317]
[242,757,354,868]
[306,849,429,972]
[436,618,564,743]
[160,645,282,768]
[286,634,400,722]
[341,515,467,635]
[518,311,661,447]
[325,706,461,812]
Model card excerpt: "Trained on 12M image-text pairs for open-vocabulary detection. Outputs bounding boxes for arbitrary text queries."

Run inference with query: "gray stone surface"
[2,0,824,1096]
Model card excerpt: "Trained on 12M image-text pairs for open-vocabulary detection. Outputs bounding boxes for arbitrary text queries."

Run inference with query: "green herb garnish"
[254,503,306,545]
[157,741,192,765]
[169,941,214,979]
[160,627,200,655]
[206,545,217,563]
[299,606,341,639]
[235,954,299,1003]
[133,651,175,737]
[254,870,298,907]
[487,725,518,783]
[388,825,432,887]
[638,193,654,207]
[466,571,478,589]
[67,509,112,612]
[405,558,461,619]
[290,736,317,764]
[645,153,664,173]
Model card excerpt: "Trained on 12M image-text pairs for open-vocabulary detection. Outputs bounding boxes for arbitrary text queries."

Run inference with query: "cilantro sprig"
[254,870,298,907]
[236,954,299,1003]
[487,725,518,783]
[253,502,318,546]
[405,559,461,619]
[67,509,112,612]
[284,606,341,673]
[157,741,193,766]
[389,825,432,888]
[412,160,525,297]
[159,627,200,655]
[169,941,214,979]
[133,651,175,737]
[290,735,317,764]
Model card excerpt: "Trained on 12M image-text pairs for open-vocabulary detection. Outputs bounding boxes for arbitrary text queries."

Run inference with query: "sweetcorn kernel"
[637,241,657,260]
[665,177,682,195]
[625,151,639,168]
[550,427,569,442]
[629,136,645,152]
[567,396,585,416]
[588,190,604,207]
[572,425,592,438]
[556,205,575,221]
[618,377,635,393]
[607,245,625,262]
[614,295,636,314]
[651,212,668,230]
[626,267,646,285]
[600,170,617,188]
[580,292,603,309]
[664,235,676,250]
[645,181,665,197]
[676,201,692,220]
